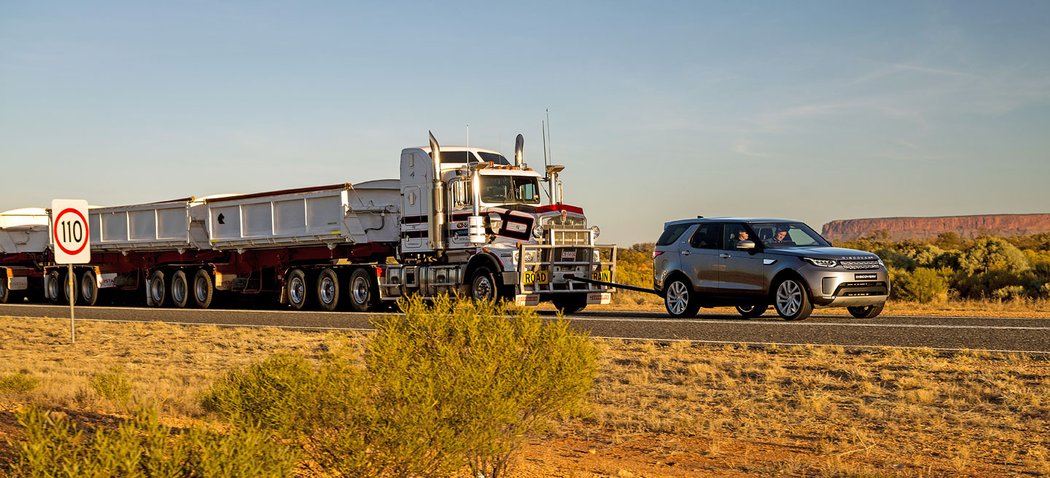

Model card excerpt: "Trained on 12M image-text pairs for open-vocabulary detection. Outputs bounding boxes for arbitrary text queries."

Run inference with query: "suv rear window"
[657,223,691,246]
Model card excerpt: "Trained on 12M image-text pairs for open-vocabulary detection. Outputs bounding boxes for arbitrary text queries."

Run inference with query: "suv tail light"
[652,251,664,259]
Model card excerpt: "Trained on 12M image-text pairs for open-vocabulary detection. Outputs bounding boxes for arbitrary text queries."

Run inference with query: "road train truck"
[0,133,616,313]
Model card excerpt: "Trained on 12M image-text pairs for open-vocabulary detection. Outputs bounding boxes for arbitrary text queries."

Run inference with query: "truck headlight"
[523,251,537,264]
[532,225,544,238]
[803,257,837,268]
[592,249,600,262]
[591,225,600,239]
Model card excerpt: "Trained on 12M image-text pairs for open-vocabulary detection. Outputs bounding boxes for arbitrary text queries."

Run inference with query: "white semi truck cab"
[384,133,615,313]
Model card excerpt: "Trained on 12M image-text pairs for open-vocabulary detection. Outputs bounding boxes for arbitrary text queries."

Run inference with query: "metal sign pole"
[68,263,75,344]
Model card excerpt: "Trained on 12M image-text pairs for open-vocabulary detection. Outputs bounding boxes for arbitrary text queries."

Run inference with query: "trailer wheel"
[470,267,499,303]
[348,268,378,312]
[45,270,62,304]
[170,270,190,308]
[148,270,167,308]
[191,269,214,309]
[79,270,99,306]
[286,268,309,310]
[317,268,340,311]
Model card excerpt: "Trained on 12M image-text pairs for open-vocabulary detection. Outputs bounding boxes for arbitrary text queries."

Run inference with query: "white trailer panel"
[0,208,49,254]
[206,180,400,250]
[88,199,210,252]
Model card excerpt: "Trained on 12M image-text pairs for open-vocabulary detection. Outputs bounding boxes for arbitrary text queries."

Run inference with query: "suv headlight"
[803,257,837,268]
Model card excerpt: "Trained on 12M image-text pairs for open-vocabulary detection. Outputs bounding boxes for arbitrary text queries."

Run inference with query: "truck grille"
[840,260,881,270]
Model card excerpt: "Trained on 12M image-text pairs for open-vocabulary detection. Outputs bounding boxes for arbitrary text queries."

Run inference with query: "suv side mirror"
[736,240,756,250]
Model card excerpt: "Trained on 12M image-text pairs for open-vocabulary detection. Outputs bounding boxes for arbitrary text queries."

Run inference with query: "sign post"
[51,199,90,344]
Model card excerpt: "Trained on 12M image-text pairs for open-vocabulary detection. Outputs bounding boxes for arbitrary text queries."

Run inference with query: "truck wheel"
[79,270,99,306]
[348,268,377,312]
[191,269,214,309]
[736,304,767,319]
[317,268,340,311]
[552,294,588,315]
[148,270,167,308]
[170,270,190,308]
[0,275,9,304]
[470,267,498,303]
[45,270,62,304]
[773,278,812,321]
[286,268,309,310]
[664,277,700,318]
[848,303,884,319]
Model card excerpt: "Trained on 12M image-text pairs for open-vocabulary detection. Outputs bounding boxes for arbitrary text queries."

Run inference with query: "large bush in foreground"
[203,296,598,477]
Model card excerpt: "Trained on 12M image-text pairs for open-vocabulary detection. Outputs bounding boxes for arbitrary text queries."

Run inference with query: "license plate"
[591,270,610,282]
[855,273,877,280]
[561,250,576,261]
[523,270,549,285]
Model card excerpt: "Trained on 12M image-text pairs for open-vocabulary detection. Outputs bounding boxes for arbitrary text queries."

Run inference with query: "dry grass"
[1,316,1048,477]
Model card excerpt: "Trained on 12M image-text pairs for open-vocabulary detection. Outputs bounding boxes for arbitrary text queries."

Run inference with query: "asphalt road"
[1,303,1048,354]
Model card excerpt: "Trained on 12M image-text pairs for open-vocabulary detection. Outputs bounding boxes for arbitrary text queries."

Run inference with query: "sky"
[2,1,1048,246]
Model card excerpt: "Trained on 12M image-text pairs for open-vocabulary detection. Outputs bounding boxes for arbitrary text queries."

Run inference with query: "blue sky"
[2,1,1048,245]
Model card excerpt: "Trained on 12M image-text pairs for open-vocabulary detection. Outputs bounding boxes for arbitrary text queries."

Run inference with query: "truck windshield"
[479,175,541,205]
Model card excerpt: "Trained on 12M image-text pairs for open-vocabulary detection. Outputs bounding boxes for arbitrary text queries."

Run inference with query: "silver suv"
[653,217,890,320]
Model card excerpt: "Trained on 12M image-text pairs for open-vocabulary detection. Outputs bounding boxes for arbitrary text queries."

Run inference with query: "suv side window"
[689,223,722,249]
[656,223,691,246]
[724,223,753,250]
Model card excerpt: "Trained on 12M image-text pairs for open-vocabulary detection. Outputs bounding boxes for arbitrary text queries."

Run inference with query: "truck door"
[683,223,722,292]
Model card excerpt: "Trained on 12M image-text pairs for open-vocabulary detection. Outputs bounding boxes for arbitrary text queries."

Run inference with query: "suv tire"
[664,277,700,318]
[773,278,812,321]
[848,304,884,318]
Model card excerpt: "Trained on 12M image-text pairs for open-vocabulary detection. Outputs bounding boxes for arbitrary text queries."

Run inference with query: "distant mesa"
[821,214,1050,242]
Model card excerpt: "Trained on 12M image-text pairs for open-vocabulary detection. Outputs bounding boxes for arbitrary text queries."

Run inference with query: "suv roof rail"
[696,215,704,218]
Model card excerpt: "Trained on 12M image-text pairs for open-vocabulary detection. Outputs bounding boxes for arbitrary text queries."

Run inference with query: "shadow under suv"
[653,217,890,320]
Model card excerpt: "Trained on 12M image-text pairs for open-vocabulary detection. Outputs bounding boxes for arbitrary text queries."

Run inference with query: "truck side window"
[689,224,722,249]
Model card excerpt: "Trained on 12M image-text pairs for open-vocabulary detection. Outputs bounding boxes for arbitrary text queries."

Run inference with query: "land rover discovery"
[653,217,890,320]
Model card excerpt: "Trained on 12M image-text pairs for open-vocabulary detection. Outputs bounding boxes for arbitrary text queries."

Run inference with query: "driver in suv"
[653,217,890,320]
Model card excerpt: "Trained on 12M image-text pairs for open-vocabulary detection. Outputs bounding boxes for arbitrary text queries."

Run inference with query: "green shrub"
[0,372,39,394]
[202,296,598,478]
[11,406,297,477]
[89,367,133,406]
[893,267,949,303]
[958,238,1030,275]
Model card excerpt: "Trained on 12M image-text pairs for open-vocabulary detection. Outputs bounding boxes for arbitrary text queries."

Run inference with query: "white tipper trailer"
[6,133,616,313]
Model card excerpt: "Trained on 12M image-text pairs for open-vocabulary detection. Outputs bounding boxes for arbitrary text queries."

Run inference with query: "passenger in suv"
[653,218,890,320]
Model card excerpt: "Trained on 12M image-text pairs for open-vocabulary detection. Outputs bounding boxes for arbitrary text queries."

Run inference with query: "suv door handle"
[680,250,691,256]
[719,253,731,259]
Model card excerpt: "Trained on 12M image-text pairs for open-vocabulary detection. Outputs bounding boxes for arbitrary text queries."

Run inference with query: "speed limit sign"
[51,199,91,264]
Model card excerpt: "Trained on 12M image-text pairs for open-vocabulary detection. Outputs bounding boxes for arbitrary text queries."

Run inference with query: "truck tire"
[664,277,700,318]
[317,268,340,311]
[45,270,62,304]
[470,267,498,303]
[773,277,812,321]
[736,304,767,318]
[0,275,9,304]
[191,269,214,309]
[170,270,190,308]
[148,270,167,308]
[79,270,99,306]
[552,294,588,315]
[286,268,309,310]
[60,270,77,305]
[348,268,377,312]
[848,303,884,319]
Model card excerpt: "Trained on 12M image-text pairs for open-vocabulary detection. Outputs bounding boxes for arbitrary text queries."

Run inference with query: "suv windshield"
[751,222,830,248]
[479,175,541,205]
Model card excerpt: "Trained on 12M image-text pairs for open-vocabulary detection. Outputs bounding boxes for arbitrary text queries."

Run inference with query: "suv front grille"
[840,260,880,270]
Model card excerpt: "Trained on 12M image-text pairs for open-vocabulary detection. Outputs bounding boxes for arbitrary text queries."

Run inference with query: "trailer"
[18,132,616,313]
[0,208,50,303]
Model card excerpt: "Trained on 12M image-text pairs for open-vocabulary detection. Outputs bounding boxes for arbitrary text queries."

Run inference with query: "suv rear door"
[683,222,722,292]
